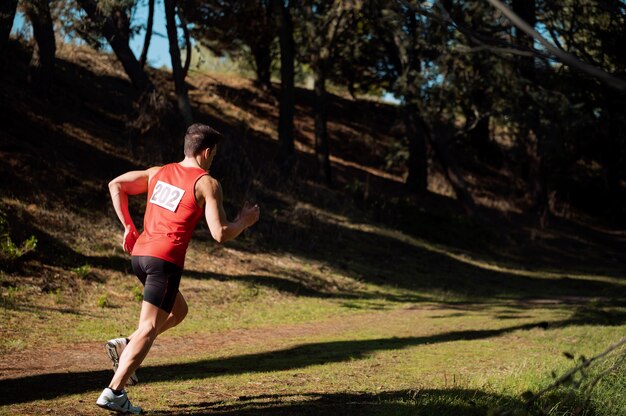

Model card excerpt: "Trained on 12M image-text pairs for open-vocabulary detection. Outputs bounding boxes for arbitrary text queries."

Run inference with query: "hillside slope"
[0,39,625,416]
[2,40,625,279]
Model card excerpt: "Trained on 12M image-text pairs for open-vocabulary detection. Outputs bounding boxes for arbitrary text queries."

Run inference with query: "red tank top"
[132,163,207,268]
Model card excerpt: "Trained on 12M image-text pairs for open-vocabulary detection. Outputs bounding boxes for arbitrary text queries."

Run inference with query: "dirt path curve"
[0,307,435,381]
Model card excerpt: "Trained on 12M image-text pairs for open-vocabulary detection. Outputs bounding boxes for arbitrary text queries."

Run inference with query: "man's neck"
[179,156,203,169]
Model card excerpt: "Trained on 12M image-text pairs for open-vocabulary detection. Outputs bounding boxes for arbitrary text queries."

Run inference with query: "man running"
[97,123,260,414]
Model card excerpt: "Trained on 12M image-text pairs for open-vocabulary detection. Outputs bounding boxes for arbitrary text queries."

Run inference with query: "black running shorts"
[131,256,182,313]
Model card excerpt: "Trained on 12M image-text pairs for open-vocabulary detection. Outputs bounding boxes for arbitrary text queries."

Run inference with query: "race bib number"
[150,180,185,212]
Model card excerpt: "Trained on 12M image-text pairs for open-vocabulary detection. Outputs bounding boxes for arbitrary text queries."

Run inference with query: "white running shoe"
[96,387,142,414]
[105,338,139,386]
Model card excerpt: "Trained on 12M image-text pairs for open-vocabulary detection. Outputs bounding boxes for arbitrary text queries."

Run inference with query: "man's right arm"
[108,167,159,252]
[200,176,260,243]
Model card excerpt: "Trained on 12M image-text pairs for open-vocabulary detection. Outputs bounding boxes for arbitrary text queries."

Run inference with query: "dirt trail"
[0,307,434,381]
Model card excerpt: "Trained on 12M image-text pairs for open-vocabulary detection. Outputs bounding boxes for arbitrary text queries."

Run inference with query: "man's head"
[184,123,223,170]
[184,123,223,157]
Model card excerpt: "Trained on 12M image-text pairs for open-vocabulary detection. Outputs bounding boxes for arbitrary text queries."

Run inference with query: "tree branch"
[178,6,191,79]
[486,0,626,91]
[524,335,626,410]
[138,0,154,68]
[433,1,550,63]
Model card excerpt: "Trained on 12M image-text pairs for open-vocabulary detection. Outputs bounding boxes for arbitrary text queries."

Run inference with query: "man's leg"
[157,292,188,334]
[126,292,188,341]
[108,300,169,390]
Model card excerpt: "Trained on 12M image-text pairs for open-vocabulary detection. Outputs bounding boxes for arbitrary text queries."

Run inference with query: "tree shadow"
[0,317,622,406]
[0,206,130,273]
[160,389,517,416]
[182,270,428,304]
[4,198,625,312]
[0,98,142,216]
[234,211,626,302]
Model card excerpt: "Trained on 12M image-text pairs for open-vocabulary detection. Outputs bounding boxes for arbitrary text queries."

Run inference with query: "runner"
[96,123,260,414]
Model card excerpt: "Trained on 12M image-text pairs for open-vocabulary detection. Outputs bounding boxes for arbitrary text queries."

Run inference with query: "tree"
[272,0,296,168]
[165,0,193,126]
[488,0,626,91]
[434,0,626,220]
[536,0,626,218]
[184,0,276,89]
[23,0,56,95]
[75,0,155,92]
[370,0,431,195]
[0,0,18,53]
[72,0,180,160]
[299,0,359,185]
[510,0,549,224]
[368,0,490,213]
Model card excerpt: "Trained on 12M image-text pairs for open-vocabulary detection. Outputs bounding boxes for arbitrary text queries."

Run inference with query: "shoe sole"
[105,342,139,386]
[97,402,142,414]
[105,342,120,372]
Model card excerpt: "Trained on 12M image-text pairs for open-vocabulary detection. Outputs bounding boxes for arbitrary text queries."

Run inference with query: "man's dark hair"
[184,123,223,156]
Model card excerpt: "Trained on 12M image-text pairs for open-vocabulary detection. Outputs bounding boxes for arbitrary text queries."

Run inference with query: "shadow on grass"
[190,214,626,302]
[0,318,620,406]
[157,389,518,416]
[182,270,429,304]
[5,212,625,310]
[3,207,625,322]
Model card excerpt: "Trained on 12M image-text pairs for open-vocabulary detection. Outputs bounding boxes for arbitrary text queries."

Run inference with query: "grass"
[1,206,624,415]
[1,189,625,415]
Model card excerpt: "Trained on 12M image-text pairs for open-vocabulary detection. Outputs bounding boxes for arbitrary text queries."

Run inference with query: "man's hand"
[202,175,260,243]
[239,201,260,228]
[123,224,139,253]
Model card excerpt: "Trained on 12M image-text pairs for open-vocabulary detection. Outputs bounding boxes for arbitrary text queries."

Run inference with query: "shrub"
[97,292,110,308]
[131,286,143,302]
[0,208,37,266]
[72,264,92,279]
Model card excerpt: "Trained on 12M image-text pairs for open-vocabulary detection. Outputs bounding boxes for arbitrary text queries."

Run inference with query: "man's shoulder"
[146,165,163,181]
[196,174,220,192]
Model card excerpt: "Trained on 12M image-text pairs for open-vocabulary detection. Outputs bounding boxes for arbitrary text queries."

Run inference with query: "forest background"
[1,1,625,415]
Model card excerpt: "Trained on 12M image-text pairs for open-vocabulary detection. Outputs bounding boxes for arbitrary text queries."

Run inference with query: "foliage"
[183,0,276,85]
[72,264,92,279]
[0,208,37,267]
[11,0,625,219]
[131,285,143,302]
[97,291,110,307]
[51,0,141,50]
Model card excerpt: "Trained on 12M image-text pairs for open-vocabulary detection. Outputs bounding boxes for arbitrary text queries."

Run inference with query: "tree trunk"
[603,107,622,217]
[512,0,535,78]
[273,0,295,169]
[524,125,549,225]
[431,122,477,216]
[164,0,193,126]
[403,102,428,194]
[77,0,155,92]
[178,8,191,79]
[139,0,155,69]
[252,43,272,89]
[313,64,331,186]
[469,115,501,166]
[469,115,490,151]
[0,0,18,52]
[24,0,56,95]
[524,128,548,223]
[513,0,547,224]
